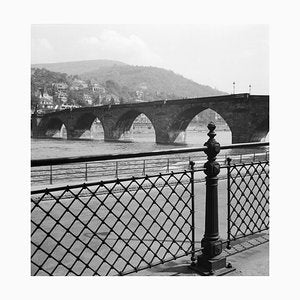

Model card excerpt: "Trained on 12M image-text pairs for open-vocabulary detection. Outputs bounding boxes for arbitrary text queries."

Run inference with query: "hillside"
[80,65,223,98]
[32,59,127,76]
[31,59,225,99]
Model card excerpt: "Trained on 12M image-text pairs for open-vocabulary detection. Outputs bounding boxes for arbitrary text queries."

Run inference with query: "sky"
[31,24,269,94]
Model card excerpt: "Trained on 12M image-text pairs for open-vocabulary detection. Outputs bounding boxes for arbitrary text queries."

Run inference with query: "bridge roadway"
[31,93,269,144]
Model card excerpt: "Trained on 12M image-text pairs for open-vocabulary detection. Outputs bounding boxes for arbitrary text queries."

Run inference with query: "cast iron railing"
[31,124,269,276]
[31,151,269,186]
[226,158,269,248]
[31,169,196,276]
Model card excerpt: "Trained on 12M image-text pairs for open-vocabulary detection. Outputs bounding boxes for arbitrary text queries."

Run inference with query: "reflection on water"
[31,128,268,160]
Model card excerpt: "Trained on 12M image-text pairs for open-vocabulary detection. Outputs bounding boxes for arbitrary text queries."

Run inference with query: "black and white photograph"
[30,24,269,276]
[2,0,299,298]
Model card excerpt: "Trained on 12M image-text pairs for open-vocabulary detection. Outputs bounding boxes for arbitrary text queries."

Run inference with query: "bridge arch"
[169,106,233,144]
[72,112,105,139]
[39,117,67,138]
[111,110,156,141]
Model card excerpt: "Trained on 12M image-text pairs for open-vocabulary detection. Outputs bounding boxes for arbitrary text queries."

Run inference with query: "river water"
[31,125,268,160]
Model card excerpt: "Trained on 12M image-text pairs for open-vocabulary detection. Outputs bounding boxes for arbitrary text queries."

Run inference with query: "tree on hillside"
[110,97,115,105]
[105,80,121,96]
[31,94,39,109]
[68,90,86,107]
[91,93,100,106]
[31,80,40,109]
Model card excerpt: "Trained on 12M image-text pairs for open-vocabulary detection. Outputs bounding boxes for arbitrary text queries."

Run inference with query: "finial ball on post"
[207,121,216,132]
[204,122,221,160]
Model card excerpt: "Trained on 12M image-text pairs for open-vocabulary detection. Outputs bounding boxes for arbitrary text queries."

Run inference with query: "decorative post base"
[190,254,236,276]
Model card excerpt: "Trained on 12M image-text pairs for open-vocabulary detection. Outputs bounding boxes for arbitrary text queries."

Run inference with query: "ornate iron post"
[191,122,234,275]
[201,122,222,258]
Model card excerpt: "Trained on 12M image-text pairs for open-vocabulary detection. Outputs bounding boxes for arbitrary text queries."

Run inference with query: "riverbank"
[31,130,233,159]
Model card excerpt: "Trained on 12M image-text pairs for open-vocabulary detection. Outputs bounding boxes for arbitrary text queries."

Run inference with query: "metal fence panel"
[227,160,269,247]
[31,170,194,276]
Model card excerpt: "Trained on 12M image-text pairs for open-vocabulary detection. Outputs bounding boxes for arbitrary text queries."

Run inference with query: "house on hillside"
[135,90,144,101]
[38,88,54,110]
[57,92,68,104]
[101,94,120,105]
[83,94,93,105]
[92,83,106,94]
[52,83,68,92]
[39,98,54,110]
[70,79,88,91]
[59,104,80,110]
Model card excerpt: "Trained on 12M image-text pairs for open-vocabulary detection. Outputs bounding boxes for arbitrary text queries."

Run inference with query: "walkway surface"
[131,235,269,276]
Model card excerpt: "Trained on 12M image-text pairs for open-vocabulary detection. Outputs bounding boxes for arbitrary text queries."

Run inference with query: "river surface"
[31,126,268,160]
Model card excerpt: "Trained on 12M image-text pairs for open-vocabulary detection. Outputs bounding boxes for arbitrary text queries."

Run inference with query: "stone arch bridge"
[31,93,269,144]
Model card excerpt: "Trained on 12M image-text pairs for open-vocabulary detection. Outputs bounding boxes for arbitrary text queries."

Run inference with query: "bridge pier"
[232,132,254,144]
[31,114,44,138]
[155,130,174,144]
[102,127,120,142]
[67,128,91,140]
[231,124,269,144]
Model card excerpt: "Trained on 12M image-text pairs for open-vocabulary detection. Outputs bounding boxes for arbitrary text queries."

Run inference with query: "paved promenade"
[132,237,269,276]
[227,241,269,276]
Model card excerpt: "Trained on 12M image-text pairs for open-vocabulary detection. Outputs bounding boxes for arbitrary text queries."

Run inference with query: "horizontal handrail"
[220,159,269,169]
[31,141,269,167]
[31,168,192,194]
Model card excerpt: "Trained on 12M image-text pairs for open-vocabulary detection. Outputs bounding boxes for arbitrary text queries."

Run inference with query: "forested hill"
[80,65,224,98]
[32,59,127,76]
[32,59,225,99]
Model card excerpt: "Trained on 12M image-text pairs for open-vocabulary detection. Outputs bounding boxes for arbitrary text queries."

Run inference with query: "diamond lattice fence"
[227,161,269,244]
[31,171,194,276]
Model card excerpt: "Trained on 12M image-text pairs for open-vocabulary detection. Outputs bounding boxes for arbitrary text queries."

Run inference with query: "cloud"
[79,30,163,66]
[31,38,54,63]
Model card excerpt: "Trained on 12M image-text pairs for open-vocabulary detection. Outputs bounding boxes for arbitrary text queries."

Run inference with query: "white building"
[39,89,54,109]
[83,94,93,105]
